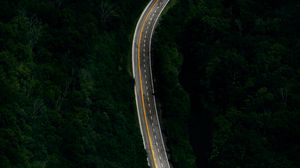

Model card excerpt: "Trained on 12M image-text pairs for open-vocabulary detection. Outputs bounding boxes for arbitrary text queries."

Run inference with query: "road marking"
[136,1,173,168]
[137,1,160,167]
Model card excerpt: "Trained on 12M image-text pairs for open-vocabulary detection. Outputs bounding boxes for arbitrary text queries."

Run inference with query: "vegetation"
[0,0,148,167]
[152,5,197,167]
[153,0,300,167]
[2,0,300,167]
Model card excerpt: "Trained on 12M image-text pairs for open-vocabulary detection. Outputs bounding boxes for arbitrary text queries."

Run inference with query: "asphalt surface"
[132,0,170,168]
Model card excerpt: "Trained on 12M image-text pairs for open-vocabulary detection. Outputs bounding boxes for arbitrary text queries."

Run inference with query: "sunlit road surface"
[132,0,170,168]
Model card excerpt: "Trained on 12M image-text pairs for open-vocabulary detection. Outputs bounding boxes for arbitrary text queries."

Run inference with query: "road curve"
[132,0,170,168]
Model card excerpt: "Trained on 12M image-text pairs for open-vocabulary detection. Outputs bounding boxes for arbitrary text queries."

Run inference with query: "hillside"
[0,0,148,167]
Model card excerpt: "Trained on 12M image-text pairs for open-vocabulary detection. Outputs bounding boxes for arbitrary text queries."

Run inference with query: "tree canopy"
[153,0,300,167]
[0,0,148,167]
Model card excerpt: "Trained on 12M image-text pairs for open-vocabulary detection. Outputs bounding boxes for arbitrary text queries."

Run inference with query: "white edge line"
[134,88,146,149]
[132,0,171,167]
[132,0,154,150]
[148,0,171,167]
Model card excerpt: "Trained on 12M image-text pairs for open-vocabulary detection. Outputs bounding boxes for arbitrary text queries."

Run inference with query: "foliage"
[154,0,300,167]
[0,0,148,167]
[152,2,197,167]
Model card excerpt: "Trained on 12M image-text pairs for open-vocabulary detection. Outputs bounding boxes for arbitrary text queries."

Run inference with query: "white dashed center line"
[134,1,171,168]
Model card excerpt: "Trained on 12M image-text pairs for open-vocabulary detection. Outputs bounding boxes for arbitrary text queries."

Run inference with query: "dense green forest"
[153,0,300,167]
[0,0,149,167]
[2,0,300,167]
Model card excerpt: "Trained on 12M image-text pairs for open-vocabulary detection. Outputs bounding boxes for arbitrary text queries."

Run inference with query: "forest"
[153,0,300,167]
[0,0,149,167]
[1,0,300,168]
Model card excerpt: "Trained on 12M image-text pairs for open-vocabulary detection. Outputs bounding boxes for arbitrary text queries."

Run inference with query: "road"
[132,0,170,168]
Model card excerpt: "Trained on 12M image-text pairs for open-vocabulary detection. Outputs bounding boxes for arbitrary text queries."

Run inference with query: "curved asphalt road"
[132,0,170,168]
